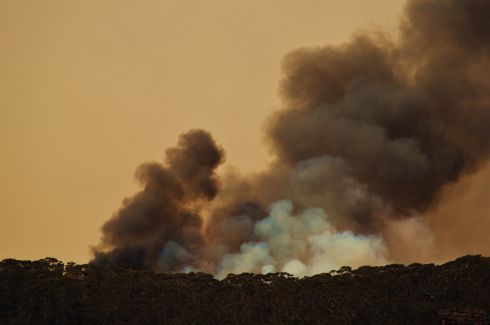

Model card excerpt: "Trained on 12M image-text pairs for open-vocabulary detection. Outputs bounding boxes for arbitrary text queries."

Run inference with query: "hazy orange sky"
[0,0,406,263]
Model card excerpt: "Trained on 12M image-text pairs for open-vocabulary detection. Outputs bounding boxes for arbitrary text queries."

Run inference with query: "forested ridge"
[1,255,490,324]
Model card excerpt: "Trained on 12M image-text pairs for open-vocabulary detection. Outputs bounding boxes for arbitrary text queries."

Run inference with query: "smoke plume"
[92,129,224,271]
[93,0,490,276]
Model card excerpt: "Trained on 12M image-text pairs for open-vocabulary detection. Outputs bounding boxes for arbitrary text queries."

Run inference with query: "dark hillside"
[1,255,490,324]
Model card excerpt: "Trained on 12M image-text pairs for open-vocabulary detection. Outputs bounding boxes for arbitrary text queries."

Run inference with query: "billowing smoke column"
[93,0,490,276]
[92,129,224,271]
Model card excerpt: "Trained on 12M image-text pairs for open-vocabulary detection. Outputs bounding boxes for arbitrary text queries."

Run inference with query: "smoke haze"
[93,0,490,276]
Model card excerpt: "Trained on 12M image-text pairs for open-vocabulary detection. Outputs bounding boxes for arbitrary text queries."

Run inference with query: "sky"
[0,0,406,263]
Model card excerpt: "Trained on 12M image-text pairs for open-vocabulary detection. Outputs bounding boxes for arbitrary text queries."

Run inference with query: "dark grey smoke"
[269,0,490,218]
[93,0,490,272]
[93,129,224,270]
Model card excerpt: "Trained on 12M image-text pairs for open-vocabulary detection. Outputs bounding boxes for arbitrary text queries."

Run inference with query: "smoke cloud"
[92,0,490,276]
[92,129,224,271]
[216,200,387,278]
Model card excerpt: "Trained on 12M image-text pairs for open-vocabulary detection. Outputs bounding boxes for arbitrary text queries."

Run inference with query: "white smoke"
[216,200,389,278]
[157,241,196,271]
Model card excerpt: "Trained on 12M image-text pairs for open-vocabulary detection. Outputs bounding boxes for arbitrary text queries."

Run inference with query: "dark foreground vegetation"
[1,255,490,324]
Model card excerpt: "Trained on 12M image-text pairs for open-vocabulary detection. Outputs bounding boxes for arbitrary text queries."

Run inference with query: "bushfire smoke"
[93,0,490,276]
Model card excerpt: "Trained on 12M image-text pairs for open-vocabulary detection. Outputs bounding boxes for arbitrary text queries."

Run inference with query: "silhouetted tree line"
[1,255,490,324]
